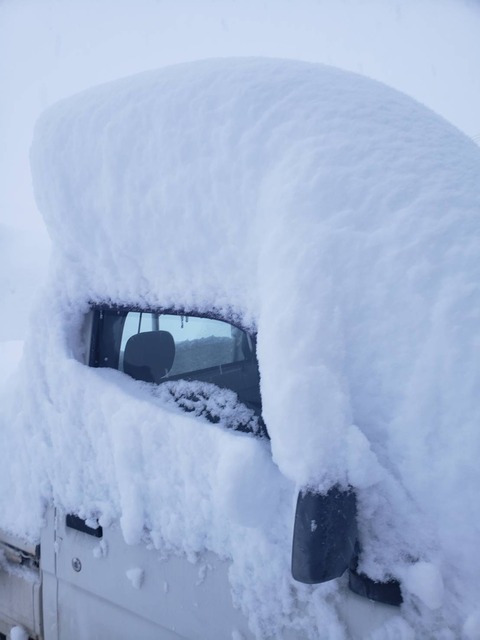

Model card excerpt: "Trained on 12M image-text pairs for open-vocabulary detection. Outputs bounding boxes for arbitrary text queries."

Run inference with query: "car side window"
[91,307,266,437]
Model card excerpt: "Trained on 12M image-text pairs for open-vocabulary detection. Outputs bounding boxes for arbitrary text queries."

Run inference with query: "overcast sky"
[1,0,479,232]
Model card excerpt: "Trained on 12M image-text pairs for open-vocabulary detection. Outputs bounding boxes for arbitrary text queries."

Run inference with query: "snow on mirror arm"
[89,306,267,437]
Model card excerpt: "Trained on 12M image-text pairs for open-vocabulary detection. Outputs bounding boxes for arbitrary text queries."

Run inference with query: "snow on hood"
[2,58,480,637]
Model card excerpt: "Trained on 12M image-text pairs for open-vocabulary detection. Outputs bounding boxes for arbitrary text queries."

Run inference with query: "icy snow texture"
[152,380,263,435]
[1,58,480,637]
[126,567,145,590]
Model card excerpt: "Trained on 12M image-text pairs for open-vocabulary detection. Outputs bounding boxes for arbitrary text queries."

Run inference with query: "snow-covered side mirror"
[291,486,357,584]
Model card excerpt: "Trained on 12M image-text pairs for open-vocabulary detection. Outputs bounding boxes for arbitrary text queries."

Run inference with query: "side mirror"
[291,485,357,584]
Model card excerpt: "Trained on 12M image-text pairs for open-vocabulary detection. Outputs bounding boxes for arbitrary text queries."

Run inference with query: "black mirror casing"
[292,485,357,584]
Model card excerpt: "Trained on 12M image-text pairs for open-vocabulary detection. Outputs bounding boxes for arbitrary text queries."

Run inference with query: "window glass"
[119,312,252,376]
[92,308,264,435]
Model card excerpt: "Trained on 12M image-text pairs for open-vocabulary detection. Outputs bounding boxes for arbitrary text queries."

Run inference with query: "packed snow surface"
[2,58,480,638]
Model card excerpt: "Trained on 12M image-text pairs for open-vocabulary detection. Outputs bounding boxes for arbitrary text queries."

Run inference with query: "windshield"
[90,307,266,435]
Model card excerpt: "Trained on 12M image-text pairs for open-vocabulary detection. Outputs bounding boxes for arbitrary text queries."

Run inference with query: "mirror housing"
[291,485,357,584]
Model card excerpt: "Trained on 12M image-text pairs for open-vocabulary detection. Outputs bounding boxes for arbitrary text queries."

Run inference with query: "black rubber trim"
[348,568,403,606]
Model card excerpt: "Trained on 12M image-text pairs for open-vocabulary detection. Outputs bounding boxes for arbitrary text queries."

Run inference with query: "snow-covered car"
[1,58,480,639]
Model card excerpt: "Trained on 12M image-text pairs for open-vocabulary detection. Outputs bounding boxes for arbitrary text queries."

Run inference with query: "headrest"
[123,330,175,383]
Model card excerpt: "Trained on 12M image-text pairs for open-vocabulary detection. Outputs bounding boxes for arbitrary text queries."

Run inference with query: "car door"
[43,307,263,640]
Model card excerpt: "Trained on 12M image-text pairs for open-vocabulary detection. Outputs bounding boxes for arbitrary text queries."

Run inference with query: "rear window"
[90,307,266,436]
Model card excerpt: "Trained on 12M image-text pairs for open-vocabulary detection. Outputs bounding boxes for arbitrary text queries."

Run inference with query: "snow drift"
[1,58,480,638]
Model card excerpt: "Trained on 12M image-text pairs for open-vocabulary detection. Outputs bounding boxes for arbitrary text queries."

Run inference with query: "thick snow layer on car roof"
[2,58,480,636]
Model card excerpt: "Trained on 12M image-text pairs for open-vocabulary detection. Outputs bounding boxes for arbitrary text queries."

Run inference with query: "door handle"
[66,514,103,538]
